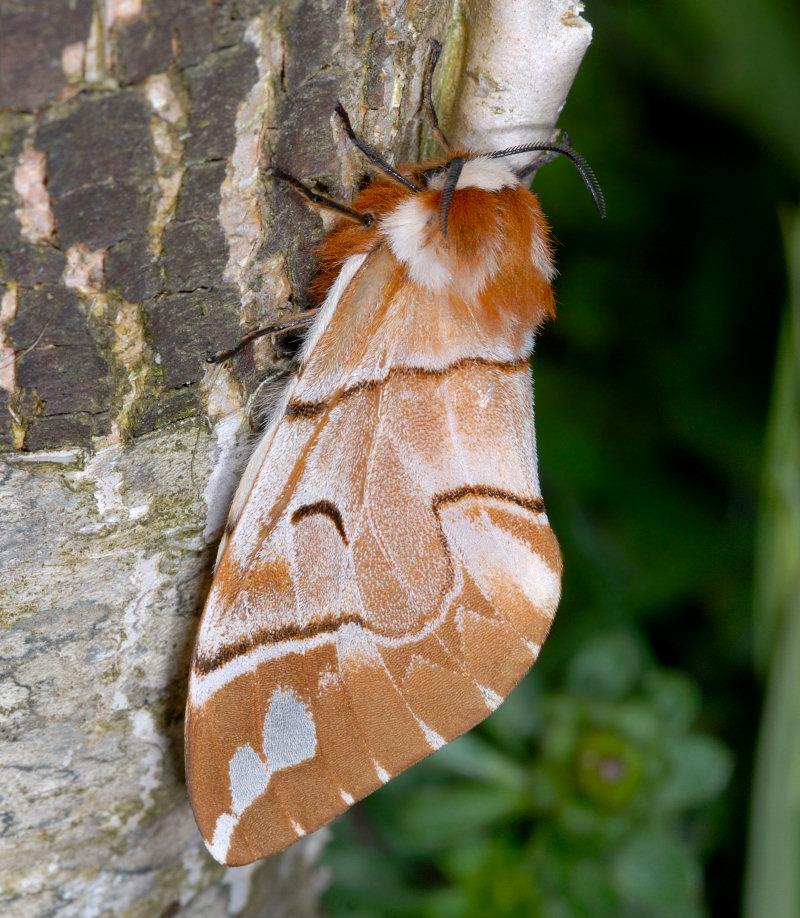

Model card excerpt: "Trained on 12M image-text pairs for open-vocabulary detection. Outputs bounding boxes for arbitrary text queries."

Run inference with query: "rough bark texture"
[0,0,590,914]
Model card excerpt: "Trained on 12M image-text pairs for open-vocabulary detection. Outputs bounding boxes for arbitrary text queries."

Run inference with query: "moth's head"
[311,133,603,318]
[379,153,555,298]
[417,155,519,196]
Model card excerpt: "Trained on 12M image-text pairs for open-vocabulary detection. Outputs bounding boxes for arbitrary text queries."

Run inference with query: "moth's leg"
[334,103,421,192]
[424,38,450,150]
[269,167,373,227]
[207,164,375,364]
[207,310,318,364]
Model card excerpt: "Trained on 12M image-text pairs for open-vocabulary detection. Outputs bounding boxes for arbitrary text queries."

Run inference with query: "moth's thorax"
[313,155,556,336]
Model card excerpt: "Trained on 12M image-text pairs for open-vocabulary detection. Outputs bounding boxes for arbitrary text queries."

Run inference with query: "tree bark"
[0,1,591,914]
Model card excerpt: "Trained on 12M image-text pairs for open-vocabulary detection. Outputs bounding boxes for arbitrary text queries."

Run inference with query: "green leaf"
[657,734,733,810]
[459,838,544,918]
[612,829,703,918]
[641,670,701,734]
[565,631,647,700]
[393,784,526,852]
[422,730,527,789]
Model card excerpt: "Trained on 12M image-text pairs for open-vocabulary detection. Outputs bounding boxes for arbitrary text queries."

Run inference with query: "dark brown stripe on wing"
[193,613,368,675]
[285,400,327,419]
[285,356,529,420]
[433,485,545,516]
[291,500,349,545]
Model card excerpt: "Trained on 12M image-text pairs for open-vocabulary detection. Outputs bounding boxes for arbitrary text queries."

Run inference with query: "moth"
[186,44,604,866]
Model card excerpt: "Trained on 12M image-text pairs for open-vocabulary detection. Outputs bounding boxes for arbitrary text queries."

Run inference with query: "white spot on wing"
[373,761,391,783]
[340,789,354,805]
[336,620,379,664]
[525,640,541,659]
[229,744,270,815]
[204,688,321,863]
[417,719,446,750]
[318,665,340,692]
[262,687,317,772]
[477,684,503,710]
[209,812,238,863]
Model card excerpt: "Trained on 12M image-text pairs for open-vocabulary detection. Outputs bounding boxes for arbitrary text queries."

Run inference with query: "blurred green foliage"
[322,1,800,915]
[324,637,730,918]
[744,209,800,918]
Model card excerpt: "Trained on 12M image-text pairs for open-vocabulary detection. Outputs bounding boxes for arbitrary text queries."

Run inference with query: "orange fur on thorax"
[312,170,555,339]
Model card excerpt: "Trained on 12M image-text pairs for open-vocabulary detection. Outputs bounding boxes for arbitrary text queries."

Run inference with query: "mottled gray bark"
[0,0,590,914]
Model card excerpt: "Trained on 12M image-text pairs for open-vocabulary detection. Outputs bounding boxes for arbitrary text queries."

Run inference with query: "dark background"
[322,2,799,916]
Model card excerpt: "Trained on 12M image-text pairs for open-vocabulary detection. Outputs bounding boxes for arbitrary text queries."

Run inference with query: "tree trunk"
[0,1,591,914]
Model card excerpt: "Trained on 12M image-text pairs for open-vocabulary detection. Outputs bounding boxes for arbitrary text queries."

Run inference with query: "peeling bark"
[0,1,592,914]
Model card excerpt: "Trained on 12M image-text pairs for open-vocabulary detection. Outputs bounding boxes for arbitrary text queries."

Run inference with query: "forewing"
[186,259,561,865]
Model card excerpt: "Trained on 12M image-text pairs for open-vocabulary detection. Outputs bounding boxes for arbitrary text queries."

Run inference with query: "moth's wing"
[186,252,561,865]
